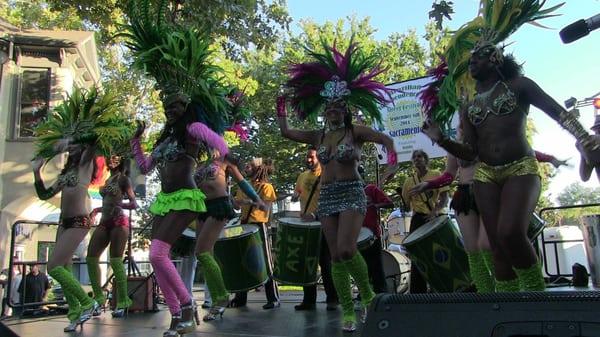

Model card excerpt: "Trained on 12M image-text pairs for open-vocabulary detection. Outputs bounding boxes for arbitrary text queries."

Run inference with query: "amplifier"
[362,291,600,337]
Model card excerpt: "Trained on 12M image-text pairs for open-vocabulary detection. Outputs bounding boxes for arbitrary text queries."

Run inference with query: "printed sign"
[372,76,458,164]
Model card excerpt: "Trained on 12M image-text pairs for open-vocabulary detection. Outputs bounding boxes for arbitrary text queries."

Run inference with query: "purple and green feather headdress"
[285,38,393,123]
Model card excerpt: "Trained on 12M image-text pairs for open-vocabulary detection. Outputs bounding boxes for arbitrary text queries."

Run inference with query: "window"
[16,68,51,138]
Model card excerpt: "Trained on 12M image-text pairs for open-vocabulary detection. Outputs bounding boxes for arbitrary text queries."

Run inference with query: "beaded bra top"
[100,174,122,198]
[467,81,518,126]
[194,161,221,184]
[57,169,79,188]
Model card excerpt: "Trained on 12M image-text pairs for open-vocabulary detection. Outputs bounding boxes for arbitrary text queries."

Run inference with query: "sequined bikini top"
[317,143,357,165]
[151,137,187,163]
[57,169,79,188]
[194,161,221,184]
[99,174,122,198]
[467,81,518,126]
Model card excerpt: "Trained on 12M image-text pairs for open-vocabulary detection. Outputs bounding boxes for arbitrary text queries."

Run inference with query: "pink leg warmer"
[150,239,192,314]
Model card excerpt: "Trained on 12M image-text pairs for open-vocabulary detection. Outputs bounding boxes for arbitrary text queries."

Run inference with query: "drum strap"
[412,175,433,212]
[242,184,265,224]
[302,175,321,216]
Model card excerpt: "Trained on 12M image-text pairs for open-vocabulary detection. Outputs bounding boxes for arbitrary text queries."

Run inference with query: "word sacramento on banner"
[372,76,458,164]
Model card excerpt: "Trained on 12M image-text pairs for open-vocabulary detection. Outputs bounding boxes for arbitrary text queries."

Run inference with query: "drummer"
[401,149,449,293]
[292,146,338,311]
[358,165,393,294]
[230,157,279,309]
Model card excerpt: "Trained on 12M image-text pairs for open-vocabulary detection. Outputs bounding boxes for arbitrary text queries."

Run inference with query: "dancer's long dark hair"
[62,148,100,185]
[155,103,198,148]
[497,54,523,81]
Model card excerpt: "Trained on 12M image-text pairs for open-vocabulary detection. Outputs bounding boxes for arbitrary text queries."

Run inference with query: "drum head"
[225,216,240,227]
[530,213,545,226]
[182,228,196,238]
[278,217,321,228]
[218,224,258,241]
[403,215,449,245]
[357,227,374,242]
[381,250,410,294]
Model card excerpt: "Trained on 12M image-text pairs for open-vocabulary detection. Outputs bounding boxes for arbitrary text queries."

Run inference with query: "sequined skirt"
[317,180,367,218]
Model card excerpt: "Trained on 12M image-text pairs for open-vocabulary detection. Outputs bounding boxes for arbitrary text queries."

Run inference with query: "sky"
[287,0,600,204]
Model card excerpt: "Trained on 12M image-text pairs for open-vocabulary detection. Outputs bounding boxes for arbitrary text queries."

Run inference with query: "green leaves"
[429,1,455,30]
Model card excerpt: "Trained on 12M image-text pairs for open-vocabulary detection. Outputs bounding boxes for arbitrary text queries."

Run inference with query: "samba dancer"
[230,158,278,309]
[277,39,396,332]
[409,145,566,292]
[193,141,267,319]
[420,0,600,291]
[121,1,231,334]
[87,155,138,317]
[32,87,130,332]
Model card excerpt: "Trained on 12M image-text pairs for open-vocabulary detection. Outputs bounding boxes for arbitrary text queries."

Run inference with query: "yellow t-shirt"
[401,169,449,215]
[295,167,321,215]
[234,181,277,223]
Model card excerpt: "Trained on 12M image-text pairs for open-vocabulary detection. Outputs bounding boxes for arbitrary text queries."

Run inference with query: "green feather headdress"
[421,0,564,129]
[33,87,133,159]
[118,0,230,132]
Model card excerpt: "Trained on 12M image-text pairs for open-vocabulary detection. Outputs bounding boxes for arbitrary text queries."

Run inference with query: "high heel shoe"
[64,320,82,332]
[175,302,197,334]
[78,301,100,324]
[203,306,225,321]
[360,306,368,323]
[342,320,357,333]
[163,314,180,337]
[193,305,200,325]
[111,307,129,318]
[92,302,105,317]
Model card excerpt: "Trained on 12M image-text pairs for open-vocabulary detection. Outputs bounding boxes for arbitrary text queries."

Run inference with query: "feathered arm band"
[130,138,155,174]
[425,172,455,189]
[534,150,555,163]
[187,122,229,157]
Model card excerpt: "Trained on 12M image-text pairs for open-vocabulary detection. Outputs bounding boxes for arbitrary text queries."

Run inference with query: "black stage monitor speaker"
[362,291,600,337]
[0,322,20,337]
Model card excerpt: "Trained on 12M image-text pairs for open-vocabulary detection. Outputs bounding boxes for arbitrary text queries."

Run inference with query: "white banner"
[373,76,458,164]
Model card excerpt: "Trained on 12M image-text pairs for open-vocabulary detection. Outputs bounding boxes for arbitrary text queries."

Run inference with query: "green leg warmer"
[109,258,132,309]
[481,251,496,278]
[514,261,546,291]
[343,253,375,307]
[331,262,355,324]
[62,265,82,321]
[467,251,495,293]
[495,278,520,292]
[49,266,93,311]
[86,257,106,304]
[197,252,229,304]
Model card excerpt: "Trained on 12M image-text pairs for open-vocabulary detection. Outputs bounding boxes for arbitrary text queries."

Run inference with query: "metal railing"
[4,219,156,317]
[538,203,600,279]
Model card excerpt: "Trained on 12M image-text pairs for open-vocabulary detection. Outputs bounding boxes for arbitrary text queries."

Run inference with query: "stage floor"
[3,290,361,337]
[5,282,597,337]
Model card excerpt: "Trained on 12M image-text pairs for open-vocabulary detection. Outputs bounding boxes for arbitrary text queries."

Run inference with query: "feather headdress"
[420,0,564,129]
[118,0,229,132]
[34,87,133,159]
[285,38,393,123]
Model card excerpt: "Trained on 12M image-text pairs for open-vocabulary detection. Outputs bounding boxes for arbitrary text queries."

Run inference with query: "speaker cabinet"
[110,276,156,312]
[362,291,600,337]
